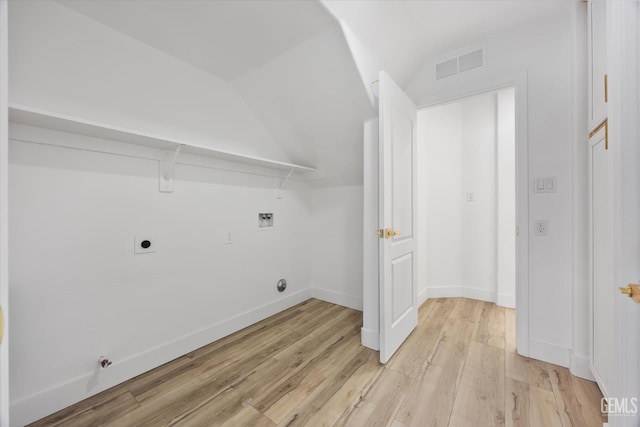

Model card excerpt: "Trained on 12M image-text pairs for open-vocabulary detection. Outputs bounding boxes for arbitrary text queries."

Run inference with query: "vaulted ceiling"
[56,0,568,186]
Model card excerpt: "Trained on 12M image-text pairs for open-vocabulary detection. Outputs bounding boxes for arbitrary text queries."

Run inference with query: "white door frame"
[0,0,9,425]
[416,72,530,356]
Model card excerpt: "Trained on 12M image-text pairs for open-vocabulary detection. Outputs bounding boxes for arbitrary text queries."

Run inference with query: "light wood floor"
[30,298,604,426]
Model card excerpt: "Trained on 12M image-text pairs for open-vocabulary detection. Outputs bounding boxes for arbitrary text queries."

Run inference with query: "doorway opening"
[417,87,517,327]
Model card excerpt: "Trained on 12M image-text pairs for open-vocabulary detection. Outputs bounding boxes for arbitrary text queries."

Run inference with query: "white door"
[590,124,614,397]
[0,0,9,425]
[603,2,640,425]
[378,71,418,364]
[612,2,640,424]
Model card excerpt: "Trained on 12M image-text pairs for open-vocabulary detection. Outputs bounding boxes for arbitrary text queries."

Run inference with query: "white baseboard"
[426,286,497,303]
[570,352,595,381]
[528,338,570,368]
[311,287,363,311]
[418,288,429,307]
[11,289,312,427]
[497,293,516,309]
[361,327,379,351]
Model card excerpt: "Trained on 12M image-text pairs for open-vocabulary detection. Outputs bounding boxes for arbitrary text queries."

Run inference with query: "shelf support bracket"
[275,168,296,199]
[159,144,183,193]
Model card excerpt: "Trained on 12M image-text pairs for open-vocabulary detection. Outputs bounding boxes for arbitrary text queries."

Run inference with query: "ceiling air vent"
[435,48,485,80]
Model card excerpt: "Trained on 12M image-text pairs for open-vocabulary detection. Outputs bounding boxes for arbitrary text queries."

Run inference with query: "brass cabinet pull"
[620,284,640,304]
[589,119,608,150]
[604,74,608,103]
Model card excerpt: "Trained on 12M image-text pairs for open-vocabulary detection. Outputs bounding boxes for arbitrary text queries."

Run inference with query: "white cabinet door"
[378,71,418,364]
[590,125,615,397]
[588,0,607,131]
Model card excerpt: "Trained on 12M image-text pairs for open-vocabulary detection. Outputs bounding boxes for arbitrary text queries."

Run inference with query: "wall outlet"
[259,213,274,228]
[534,220,548,236]
[134,236,156,254]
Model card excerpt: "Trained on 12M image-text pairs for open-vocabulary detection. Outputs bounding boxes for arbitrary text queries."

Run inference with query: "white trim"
[528,338,570,368]
[0,1,9,426]
[311,287,363,311]
[418,287,429,307]
[416,72,529,357]
[590,360,611,400]
[425,286,496,303]
[360,327,379,351]
[497,294,516,309]
[570,352,595,381]
[10,289,312,427]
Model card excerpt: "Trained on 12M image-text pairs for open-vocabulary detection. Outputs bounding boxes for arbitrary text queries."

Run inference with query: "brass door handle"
[375,229,400,239]
[620,284,640,304]
[385,228,400,239]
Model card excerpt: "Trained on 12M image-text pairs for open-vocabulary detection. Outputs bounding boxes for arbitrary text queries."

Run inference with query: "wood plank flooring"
[29,298,604,427]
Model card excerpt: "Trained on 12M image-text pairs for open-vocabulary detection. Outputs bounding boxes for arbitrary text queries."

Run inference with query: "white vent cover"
[435,48,485,80]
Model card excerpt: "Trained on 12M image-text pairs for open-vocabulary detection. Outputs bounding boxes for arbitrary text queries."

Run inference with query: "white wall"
[418,102,462,300]
[408,7,582,370]
[310,185,363,311]
[497,88,517,308]
[418,91,514,306]
[460,94,498,300]
[6,2,318,425]
[9,0,289,162]
[8,125,313,426]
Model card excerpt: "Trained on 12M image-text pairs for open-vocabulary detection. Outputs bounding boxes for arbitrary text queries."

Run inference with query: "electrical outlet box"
[134,236,156,254]
[259,213,274,228]
[534,220,548,236]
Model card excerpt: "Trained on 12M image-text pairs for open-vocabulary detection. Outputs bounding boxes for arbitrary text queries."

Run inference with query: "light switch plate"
[533,177,557,193]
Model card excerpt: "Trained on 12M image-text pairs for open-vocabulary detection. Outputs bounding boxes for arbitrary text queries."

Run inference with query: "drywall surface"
[418,91,514,305]
[8,0,290,162]
[418,102,463,299]
[408,9,577,367]
[310,186,364,311]
[8,125,313,426]
[497,88,517,308]
[232,25,374,187]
